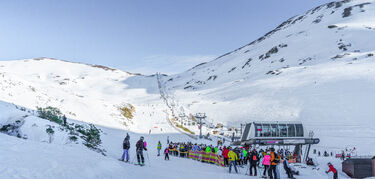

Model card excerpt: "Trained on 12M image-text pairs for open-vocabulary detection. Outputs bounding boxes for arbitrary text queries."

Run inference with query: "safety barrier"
[288,158,297,163]
[169,148,188,154]
[188,150,225,167]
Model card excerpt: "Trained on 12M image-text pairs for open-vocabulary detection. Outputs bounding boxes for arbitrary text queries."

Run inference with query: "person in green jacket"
[243,148,248,165]
[206,146,212,153]
[157,141,162,156]
[214,147,218,154]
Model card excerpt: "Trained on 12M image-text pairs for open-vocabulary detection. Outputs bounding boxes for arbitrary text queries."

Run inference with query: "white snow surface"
[0,0,375,178]
[162,0,375,155]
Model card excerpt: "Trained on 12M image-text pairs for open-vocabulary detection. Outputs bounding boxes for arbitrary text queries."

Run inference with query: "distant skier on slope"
[164,147,169,160]
[326,162,338,179]
[62,115,67,126]
[136,136,147,166]
[157,141,162,156]
[120,133,130,162]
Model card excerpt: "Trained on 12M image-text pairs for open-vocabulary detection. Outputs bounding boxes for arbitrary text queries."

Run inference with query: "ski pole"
[244,162,248,175]
[131,153,137,164]
[237,163,241,174]
[146,151,151,167]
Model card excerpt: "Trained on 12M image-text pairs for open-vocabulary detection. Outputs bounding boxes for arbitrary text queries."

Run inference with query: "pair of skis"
[118,159,146,166]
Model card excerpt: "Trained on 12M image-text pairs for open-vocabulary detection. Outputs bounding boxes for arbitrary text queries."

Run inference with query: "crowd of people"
[159,141,301,178]
[314,148,354,161]
[120,134,339,179]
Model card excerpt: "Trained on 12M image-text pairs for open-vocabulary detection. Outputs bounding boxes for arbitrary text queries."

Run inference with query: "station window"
[262,124,271,137]
[295,124,304,137]
[254,123,262,137]
[279,124,287,137]
[271,124,279,137]
[287,124,296,137]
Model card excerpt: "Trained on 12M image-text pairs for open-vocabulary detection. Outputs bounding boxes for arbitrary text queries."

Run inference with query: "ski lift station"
[233,121,320,162]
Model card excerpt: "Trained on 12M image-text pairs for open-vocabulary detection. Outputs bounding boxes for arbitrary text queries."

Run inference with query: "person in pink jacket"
[262,152,271,177]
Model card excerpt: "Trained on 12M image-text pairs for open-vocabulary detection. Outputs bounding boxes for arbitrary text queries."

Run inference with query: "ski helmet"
[140,136,144,140]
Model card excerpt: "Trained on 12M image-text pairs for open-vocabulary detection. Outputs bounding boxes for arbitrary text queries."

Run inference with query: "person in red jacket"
[223,146,229,167]
[326,162,338,179]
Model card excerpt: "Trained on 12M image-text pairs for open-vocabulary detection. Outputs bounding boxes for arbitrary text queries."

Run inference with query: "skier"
[341,151,345,160]
[269,148,280,179]
[223,146,229,166]
[121,133,130,162]
[164,147,169,160]
[234,147,241,166]
[228,147,238,174]
[283,157,295,179]
[62,115,67,126]
[262,152,271,177]
[249,149,259,176]
[243,148,248,165]
[157,141,162,156]
[239,147,244,165]
[136,136,147,166]
[326,162,338,179]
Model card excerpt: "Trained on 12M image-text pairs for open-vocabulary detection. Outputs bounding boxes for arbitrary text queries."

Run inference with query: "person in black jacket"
[136,136,147,165]
[62,115,67,126]
[249,149,259,176]
[121,133,130,162]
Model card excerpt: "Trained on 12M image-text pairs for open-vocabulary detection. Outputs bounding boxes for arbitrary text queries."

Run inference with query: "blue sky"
[0,0,333,74]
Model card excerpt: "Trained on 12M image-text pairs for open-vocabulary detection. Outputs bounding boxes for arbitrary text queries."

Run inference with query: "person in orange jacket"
[269,148,280,179]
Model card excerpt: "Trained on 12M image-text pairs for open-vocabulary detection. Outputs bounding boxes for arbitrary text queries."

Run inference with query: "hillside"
[0,0,374,178]
[0,57,177,133]
[161,0,375,154]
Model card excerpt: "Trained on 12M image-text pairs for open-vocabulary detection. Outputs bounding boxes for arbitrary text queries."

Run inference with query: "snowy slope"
[0,100,353,179]
[0,99,250,179]
[0,132,253,179]
[0,0,374,178]
[162,0,375,154]
[0,57,177,134]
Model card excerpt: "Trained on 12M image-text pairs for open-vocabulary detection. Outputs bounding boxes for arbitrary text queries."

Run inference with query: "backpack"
[274,154,280,163]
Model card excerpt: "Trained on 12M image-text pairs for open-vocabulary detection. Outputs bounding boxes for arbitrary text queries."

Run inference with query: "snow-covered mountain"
[161,0,375,154]
[0,0,375,178]
[0,57,176,133]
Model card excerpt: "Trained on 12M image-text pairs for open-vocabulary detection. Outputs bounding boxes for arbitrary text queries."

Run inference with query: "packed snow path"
[156,73,197,139]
